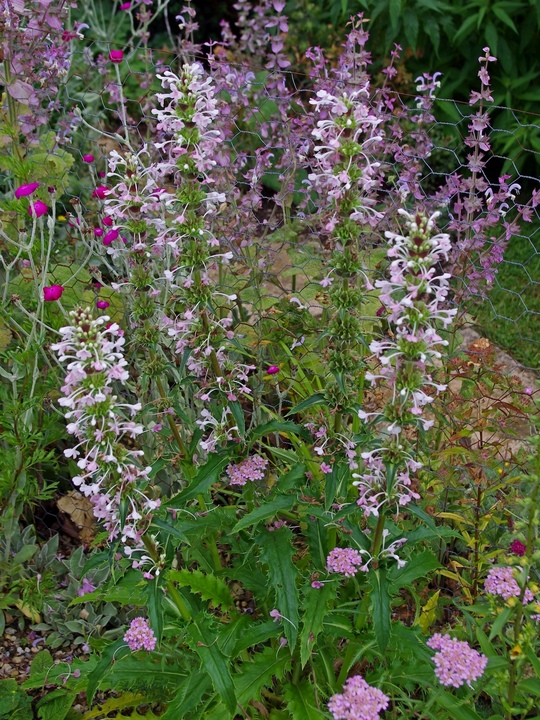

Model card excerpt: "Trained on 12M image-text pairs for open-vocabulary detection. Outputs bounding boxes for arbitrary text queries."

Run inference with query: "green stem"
[154,375,187,457]
[166,580,191,622]
[371,511,386,561]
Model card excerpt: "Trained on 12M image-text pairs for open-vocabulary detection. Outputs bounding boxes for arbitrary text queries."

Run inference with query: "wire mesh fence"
[1,23,539,547]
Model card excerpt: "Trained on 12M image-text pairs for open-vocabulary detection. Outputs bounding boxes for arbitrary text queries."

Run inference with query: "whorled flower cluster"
[354,210,456,518]
[427,634,488,688]
[328,675,389,720]
[51,308,158,549]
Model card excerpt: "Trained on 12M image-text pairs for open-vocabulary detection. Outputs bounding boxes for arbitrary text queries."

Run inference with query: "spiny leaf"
[232,495,296,533]
[284,682,326,719]
[235,646,291,707]
[173,452,230,503]
[369,569,391,653]
[160,672,212,720]
[257,527,299,649]
[168,569,234,609]
[186,618,236,714]
[300,583,337,668]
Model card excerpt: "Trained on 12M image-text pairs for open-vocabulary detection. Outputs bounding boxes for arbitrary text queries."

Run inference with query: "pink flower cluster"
[226,455,269,486]
[51,308,158,548]
[307,84,384,228]
[354,210,456,518]
[328,675,389,720]
[326,547,368,577]
[124,617,157,652]
[427,634,487,688]
[484,566,534,603]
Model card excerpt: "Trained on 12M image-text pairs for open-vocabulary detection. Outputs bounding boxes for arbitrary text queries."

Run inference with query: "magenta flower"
[267,365,280,375]
[28,200,48,218]
[15,182,39,199]
[328,676,389,720]
[43,285,65,301]
[94,228,104,237]
[82,154,95,163]
[109,50,124,63]
[96,300,110,309]
[120,1,131,8]
[124,617,156,652]
[92,185,109,200]
[102,216,113,227]
[103,229,119,246]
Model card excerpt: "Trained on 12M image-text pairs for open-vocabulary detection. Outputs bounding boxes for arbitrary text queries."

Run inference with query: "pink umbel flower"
[43,285,65,301]
[109,50,124,63]
[15,182,39,199]
[328,675,389,720]
[327,547,368,577]
[226,455,268,486]
[484,566,534,603]
[28,200,48,218]
[427,634,488,688]
[124,617,157,651]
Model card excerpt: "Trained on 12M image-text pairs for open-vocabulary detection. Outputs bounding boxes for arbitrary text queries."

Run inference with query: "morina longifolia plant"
[21,5,540,720]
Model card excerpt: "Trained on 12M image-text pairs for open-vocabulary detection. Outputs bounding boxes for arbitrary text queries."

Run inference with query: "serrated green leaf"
[168,569,234,609]
[36,689,76,720]
[369,569,391,653]
[86,639,129,706]
[300,583,337,668]
[286,392,327,416]
[161,672,211,719]
[249,420,311,442]
[388,550,440,590]
[257,527,299,649]
[235,646,291,707]
[30,650,54,678]
[278,464,307,492]
[187,619,236,714]
[233,495,296,533]
[284,682,326,719]
[174,453,229,503]
[228,401,246,438]
[434,690,483,719]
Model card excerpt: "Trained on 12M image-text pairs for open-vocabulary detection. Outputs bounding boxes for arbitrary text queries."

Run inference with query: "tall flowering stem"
[307,21,384,425]
[51,308,158,552]
[355,210,456,556]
